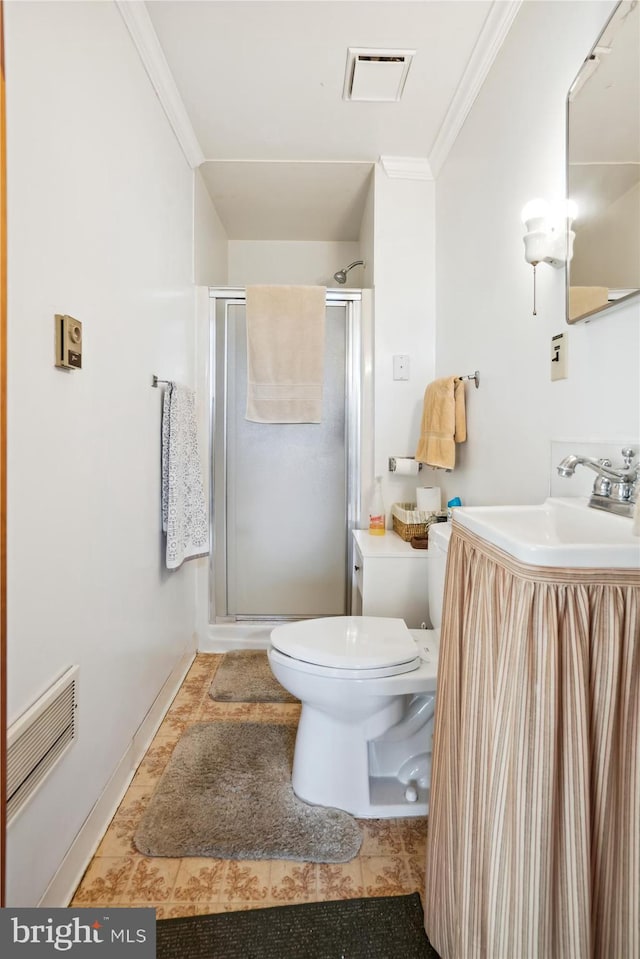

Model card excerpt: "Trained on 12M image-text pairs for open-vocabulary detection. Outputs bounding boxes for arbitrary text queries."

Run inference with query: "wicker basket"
[392,514,429,541]
[391,503,444,542]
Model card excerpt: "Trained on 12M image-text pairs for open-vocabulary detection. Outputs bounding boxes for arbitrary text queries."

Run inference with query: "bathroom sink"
[453,497,640,569]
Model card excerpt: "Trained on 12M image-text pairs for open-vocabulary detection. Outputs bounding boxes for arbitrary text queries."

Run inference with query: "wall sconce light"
[521,198,577,314]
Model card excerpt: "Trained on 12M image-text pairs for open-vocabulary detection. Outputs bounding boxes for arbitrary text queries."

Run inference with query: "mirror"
[566,0,640,323]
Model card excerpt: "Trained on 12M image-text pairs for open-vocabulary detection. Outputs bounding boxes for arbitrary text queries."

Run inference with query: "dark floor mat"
[156,893,440,959]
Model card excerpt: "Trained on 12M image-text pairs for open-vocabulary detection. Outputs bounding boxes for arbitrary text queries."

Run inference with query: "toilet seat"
[269,647,421,680]
[270,616,420,678]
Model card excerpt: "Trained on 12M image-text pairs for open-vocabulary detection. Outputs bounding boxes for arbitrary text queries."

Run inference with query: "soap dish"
[410,536,429,550]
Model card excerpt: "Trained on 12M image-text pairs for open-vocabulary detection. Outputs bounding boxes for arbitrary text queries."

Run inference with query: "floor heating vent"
[7,665,79,824]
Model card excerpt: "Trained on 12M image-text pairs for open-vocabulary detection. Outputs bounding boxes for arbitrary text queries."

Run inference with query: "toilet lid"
[270,616,419,672]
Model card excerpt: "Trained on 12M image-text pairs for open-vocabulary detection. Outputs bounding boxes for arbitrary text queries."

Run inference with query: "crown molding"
[379,156,433,180]
[429,0,522,178]
[116,1,205,169]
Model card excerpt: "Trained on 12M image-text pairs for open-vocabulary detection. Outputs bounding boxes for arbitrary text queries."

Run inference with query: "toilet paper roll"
[392,458,420,476]
[416,486,441,511]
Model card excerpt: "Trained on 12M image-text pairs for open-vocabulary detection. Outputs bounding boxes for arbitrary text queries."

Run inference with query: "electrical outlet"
[551,332,567,381]
[393,354,410,380]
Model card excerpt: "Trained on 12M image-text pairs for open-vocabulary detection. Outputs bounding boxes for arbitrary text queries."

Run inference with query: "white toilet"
[268,522,451,818]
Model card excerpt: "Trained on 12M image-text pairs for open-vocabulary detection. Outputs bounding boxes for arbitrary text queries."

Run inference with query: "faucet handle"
[621,448,636,468]
[593,475,611,496]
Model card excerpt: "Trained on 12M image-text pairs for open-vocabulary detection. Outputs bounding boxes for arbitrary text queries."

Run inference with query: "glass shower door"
[213,296,358,620]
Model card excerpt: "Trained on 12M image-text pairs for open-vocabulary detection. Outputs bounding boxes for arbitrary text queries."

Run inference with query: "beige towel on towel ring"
[415,376,467,470]
[245,285,326,423]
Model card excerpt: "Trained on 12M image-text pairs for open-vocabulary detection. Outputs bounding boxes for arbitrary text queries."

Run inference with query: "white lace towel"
[161,383,209,570]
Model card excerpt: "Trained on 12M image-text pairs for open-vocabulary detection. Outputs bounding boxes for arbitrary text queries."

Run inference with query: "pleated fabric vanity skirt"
[424,522,639,959]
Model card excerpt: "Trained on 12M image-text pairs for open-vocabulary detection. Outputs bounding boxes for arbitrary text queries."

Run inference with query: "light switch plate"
[393,354,410,380]
[551,332,567,381]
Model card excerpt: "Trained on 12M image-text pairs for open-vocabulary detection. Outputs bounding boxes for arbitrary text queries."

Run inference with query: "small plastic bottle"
[369,476,386,536]
[447,496,462,520]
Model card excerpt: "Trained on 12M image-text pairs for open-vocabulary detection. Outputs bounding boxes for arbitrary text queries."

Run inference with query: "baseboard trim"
[38,646,196,907]
[199,623,275,652]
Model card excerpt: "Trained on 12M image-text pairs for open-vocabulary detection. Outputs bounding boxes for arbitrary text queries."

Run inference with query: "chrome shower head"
[333,260,364,285]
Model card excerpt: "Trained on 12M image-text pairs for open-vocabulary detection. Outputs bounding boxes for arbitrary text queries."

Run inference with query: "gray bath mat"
[134,722,361,862]
[208,649,298,703]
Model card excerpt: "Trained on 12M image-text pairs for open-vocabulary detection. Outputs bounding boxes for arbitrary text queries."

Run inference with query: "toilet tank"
[427,523,452,630]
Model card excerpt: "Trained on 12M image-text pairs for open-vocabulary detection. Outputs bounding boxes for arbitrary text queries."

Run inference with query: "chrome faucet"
[556,448,639,518]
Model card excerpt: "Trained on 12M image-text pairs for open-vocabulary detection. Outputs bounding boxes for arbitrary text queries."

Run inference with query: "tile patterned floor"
[71,653,428,919]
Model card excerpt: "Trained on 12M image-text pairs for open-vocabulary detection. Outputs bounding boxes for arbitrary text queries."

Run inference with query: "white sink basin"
[454,497,640,569]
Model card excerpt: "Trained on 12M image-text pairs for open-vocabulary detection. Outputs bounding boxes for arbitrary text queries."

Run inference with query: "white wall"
[359,174,375,290]
[194,168,229,286]
[372,165,437,516]
[228,240,361,287]
[434,0,639,509]
[5,0,202,905]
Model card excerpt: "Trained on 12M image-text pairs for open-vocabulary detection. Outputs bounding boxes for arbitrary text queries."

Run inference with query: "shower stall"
[209,288,365,626]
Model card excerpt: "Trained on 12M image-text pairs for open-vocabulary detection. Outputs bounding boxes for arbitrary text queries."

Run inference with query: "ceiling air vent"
[343,47,415,102]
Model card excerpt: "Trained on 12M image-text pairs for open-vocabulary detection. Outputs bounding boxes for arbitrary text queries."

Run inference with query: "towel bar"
[152,375,171,388]
[459,370,480,388]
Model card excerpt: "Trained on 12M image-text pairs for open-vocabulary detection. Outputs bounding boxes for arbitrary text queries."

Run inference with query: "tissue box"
[391,502,446,542]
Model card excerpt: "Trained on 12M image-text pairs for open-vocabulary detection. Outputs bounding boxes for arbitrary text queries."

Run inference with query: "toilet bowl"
[268,522,451,818]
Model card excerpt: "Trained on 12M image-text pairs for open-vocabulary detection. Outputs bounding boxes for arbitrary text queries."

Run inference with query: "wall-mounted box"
[55,314,82,370]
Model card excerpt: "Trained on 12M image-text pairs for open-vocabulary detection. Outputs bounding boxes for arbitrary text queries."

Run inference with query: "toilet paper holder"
[388,457,423,473]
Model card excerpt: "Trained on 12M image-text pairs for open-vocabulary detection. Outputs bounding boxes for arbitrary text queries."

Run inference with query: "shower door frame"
[208,288,363,625]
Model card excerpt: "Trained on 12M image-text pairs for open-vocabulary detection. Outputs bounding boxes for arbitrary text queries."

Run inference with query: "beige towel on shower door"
[245,285,326,423]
